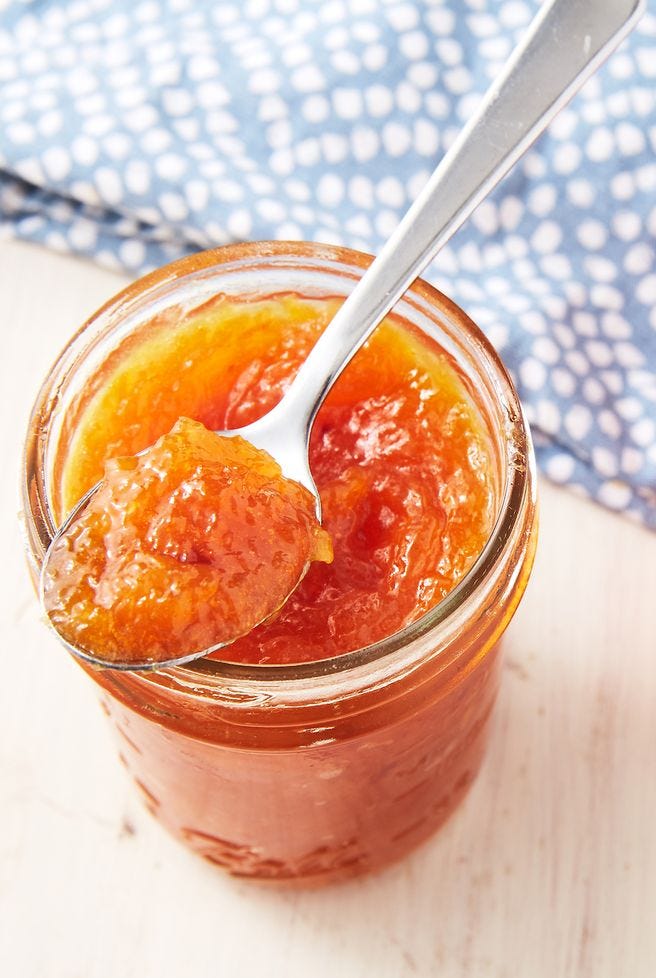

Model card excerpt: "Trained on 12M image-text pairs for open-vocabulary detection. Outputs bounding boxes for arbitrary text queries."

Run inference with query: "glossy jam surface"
[44,418,332,665]
[56,293,495,664]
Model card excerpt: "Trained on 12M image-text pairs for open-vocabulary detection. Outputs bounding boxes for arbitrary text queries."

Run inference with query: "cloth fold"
[1,0,655,526]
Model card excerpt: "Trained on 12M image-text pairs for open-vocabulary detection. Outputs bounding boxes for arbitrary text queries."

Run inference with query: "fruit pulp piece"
[42,417,332,665]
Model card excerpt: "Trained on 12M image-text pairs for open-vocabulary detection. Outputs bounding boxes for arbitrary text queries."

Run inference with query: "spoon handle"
[279,0,644,432]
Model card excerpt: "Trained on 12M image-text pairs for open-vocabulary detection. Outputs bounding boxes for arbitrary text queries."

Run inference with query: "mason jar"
[22,242,537,884]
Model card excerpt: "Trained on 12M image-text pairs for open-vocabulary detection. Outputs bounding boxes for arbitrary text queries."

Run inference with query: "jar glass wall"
[22,243,537,883]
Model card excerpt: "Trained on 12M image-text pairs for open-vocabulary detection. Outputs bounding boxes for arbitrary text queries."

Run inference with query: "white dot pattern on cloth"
[0,0,655,527]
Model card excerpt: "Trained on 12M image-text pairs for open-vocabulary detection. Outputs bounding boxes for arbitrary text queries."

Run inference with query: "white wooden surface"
[1,238,655,978]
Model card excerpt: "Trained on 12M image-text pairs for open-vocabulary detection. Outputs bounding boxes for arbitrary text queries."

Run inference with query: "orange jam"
[26,244,538,885]
[44,418,332,666]
[55,294,495,666]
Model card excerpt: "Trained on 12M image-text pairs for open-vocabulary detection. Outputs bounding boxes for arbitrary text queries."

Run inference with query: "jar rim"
[23,240,536,687]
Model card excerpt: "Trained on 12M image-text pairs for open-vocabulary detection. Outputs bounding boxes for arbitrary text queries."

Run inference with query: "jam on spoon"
[42,417,332,669]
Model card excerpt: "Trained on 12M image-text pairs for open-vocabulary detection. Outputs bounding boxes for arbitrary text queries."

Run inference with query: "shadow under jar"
[22,242,538,884]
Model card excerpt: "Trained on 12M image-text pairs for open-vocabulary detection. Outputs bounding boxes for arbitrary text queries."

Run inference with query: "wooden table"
[2,238,655,977]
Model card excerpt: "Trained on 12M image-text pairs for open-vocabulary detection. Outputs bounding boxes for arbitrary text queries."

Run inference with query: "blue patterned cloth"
[1,0,655,527]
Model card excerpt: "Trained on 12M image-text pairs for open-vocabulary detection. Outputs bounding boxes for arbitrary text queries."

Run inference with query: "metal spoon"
[41,0,644,670]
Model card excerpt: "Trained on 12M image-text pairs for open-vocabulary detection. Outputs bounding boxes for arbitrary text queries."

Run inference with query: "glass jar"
[22,242,537,884]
